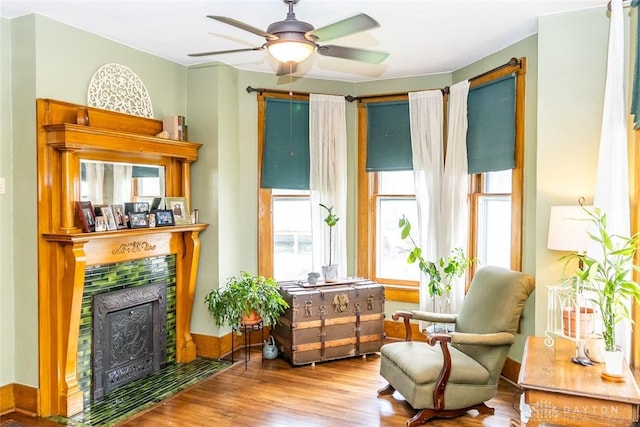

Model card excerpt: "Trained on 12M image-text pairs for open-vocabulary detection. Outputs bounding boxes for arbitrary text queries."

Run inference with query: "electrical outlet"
[0,178,5,195]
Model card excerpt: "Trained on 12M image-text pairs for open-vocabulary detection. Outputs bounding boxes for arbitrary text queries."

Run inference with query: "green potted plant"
[398,215,476,308]
[204,271,289,331]
[565,207,640,375]
[320,203,339,281]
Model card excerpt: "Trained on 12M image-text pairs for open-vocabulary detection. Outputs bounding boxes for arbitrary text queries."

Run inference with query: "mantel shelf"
[44,123,202,161]
[42,223,208,243]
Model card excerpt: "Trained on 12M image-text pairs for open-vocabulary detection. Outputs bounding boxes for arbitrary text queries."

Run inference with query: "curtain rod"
[351,57,522,102]
[246,57,522,102]
[245,86,358,102]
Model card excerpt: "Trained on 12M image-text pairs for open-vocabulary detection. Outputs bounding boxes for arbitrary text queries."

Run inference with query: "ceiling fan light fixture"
[267,39,315,64]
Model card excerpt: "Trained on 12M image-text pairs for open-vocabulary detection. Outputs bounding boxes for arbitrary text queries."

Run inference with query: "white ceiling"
[1,0,606,82]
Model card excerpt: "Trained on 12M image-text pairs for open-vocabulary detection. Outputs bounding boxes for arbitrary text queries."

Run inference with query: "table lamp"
[547,204,593,268]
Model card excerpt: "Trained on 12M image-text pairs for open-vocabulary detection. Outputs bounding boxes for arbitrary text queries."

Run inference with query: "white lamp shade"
[547,206,593,252]
[267,40,315,63]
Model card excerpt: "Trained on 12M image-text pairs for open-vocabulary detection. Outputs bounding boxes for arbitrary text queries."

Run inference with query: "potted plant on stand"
[320,203,339,282]
[398,215,476,330]
[566,208,640,377]
[204,271,289,331]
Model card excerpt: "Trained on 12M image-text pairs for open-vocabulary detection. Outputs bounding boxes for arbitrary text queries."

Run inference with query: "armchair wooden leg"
[377,383,395,396]
[474,402,495,415]
[407,409,437,426]
[406,403,495,426]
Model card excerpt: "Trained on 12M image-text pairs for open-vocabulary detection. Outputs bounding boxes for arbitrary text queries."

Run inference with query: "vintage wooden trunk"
[273,279,385,366]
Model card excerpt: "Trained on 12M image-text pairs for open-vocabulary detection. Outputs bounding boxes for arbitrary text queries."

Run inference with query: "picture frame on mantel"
[155,209,175,227]
[128,212,149,229]
[95,205,117,231]
[111,204,128,229]
[76,201,96,233]
[165,197,191,225]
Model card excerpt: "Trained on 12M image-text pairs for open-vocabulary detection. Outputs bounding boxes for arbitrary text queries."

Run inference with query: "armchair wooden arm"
[391,311,415,341]
[392,310,459,341]
[427,334,452,411]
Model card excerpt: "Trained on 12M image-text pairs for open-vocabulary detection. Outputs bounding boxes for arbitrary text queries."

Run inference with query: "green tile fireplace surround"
[78,255,177,405]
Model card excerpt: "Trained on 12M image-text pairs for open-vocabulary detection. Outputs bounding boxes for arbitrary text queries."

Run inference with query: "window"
[469,169,512,271]
[257,92,311,279]
[272,189,312,280]
[374,171,419,284]
[357,59,526,300]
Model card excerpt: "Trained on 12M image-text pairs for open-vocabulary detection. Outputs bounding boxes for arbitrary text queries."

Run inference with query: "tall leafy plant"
[204,271,289,330]
[320,203,339,265]
[399,215,475,298]
[565,208,640,352]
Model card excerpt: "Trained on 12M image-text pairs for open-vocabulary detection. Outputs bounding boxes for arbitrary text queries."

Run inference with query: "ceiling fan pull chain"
[289,63,294,96]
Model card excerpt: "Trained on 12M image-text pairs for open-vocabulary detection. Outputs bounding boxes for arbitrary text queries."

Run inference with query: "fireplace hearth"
[92,281,167,399]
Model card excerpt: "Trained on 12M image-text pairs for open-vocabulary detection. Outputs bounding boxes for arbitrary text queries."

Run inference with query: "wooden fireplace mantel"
[36,99,205,417]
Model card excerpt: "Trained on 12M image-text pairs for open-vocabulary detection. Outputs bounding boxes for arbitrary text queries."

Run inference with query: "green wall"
[1,16,15,387]
[1,4,623,389]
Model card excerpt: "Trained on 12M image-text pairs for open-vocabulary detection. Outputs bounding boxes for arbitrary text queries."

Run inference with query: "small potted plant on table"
[204,271,289,331]
[320,203,340,282]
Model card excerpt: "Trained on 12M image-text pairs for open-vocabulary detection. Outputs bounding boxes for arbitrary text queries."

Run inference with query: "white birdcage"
[545,284,600,351]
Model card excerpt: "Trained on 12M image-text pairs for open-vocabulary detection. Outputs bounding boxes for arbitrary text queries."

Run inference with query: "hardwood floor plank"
[2,346,522,426]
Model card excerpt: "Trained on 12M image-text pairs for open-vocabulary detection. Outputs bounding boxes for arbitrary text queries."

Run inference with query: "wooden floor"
[3,346,522,426]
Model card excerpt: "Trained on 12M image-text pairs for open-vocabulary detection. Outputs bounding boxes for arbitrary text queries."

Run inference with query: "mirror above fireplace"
[80,159,165,206]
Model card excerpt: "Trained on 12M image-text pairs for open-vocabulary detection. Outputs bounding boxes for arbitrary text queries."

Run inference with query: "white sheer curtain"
[591,0,632,357]
[85,162,105,205]
[408,90,444,313]
[309,94,347,275]
[113,164,133,205]
[441,80,470,312]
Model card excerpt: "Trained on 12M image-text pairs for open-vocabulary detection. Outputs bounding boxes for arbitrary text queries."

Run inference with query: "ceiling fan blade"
[317,45,388,64]
[207,15,277,40]
[188,46,263,57]
[307,13,379,42]
[276,62,298,76]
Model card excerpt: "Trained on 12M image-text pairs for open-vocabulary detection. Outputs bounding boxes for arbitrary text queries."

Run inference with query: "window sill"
[380,283,419,303]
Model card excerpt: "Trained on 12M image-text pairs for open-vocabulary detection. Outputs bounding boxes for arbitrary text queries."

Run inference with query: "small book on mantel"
[162,115,186,141]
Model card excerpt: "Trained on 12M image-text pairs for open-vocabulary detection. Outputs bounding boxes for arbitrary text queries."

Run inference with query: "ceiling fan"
[188,0,388,75]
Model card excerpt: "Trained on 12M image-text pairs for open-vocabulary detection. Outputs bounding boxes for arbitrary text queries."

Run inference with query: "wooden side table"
[518,336,640,426]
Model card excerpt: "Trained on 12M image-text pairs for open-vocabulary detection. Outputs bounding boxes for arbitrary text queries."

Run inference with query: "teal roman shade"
[132,166,159,178]
[366,101,413,171]
[261,98,310,190]
[466,75,516,174]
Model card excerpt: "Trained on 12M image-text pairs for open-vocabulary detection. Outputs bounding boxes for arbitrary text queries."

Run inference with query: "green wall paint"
[1,16,16,387]
[10,14,39,390]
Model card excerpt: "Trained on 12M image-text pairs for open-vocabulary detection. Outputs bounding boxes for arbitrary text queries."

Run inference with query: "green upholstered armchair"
[378,266,535,426]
